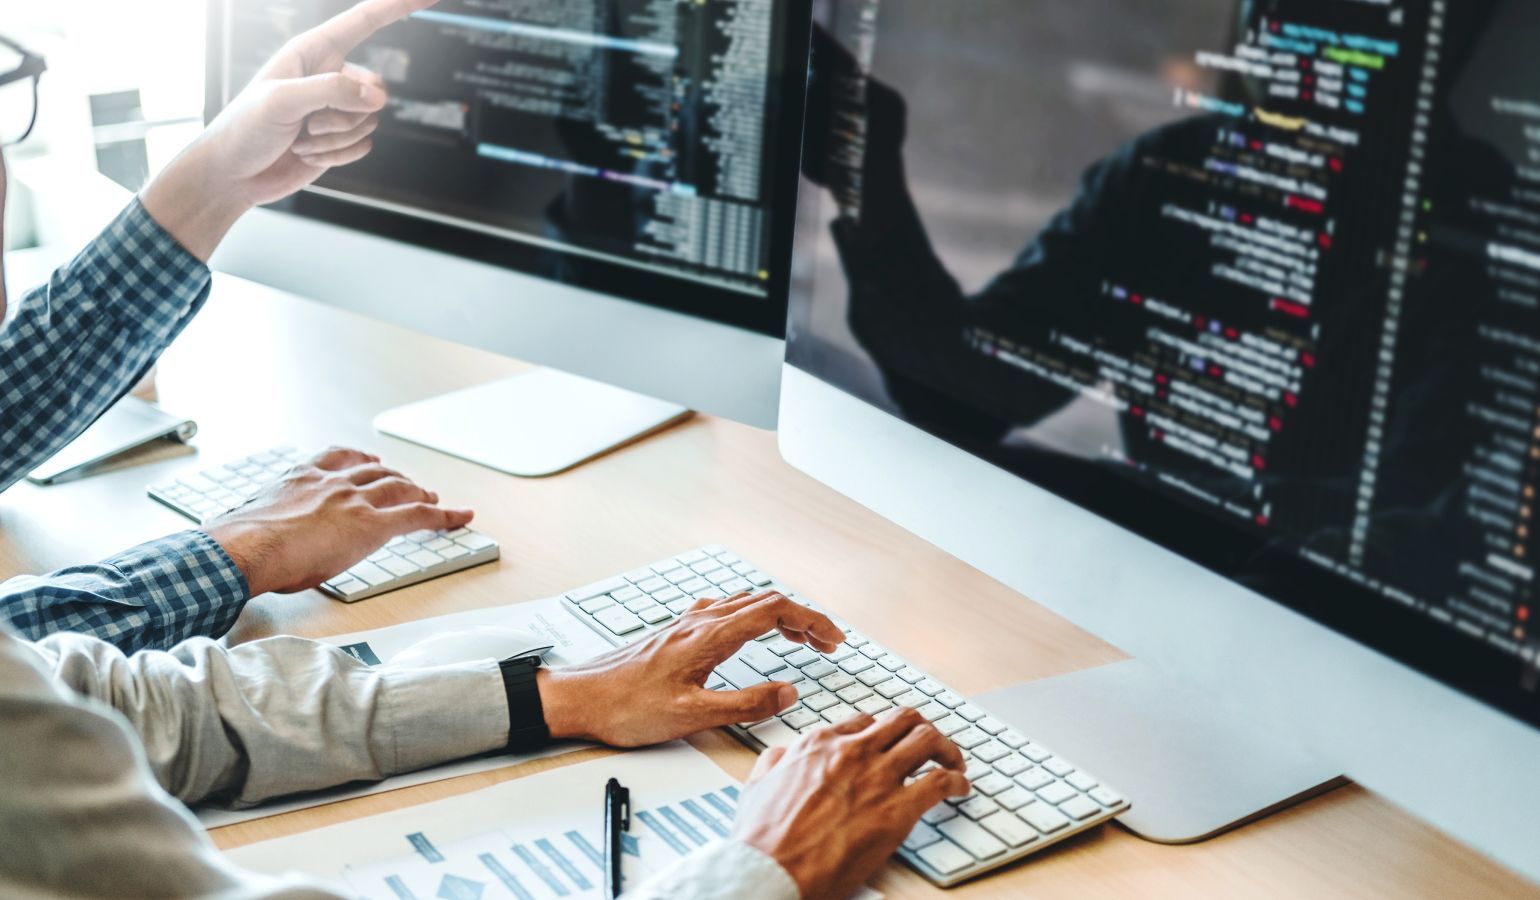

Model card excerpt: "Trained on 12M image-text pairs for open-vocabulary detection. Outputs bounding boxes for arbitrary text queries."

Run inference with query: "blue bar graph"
[511,843,570,897]
[722,786,741,802]
[383,875,417,899]
[703,792,736,819]
[479,853,534,900]
[565,830,603,868]
[407,832,444,863]
[681,799,729,837]
[635,810,689,855]
[659,806,707,847]
[536,838,593,890]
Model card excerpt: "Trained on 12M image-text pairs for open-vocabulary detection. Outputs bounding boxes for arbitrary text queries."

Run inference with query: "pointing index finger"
[306,0,435,61]
[716,593,846,651]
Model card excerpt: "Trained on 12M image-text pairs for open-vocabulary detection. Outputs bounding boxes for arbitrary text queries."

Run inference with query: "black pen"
[603,777,630,899]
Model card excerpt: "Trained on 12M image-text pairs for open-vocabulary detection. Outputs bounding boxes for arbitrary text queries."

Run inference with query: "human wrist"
[140,138,253,262]
[535,667,594,742]
[203,521,277,597]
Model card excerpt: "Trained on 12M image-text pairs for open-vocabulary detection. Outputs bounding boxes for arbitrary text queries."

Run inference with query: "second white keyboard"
[558,545,1131,887]
[147,447,500,602]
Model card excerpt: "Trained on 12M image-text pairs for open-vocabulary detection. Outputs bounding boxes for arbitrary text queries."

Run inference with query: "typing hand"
[203,446,473,597]
[733,709,971,900]
[142,0,438,259]
[537,591,845,747]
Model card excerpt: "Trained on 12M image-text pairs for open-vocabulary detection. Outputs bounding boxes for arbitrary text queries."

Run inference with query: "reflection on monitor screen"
[789,0,1540,722]
[216,0,804,320]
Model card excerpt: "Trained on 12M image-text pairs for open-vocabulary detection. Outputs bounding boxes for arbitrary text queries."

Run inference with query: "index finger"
[715,594,846,650]
[305,0,435,60]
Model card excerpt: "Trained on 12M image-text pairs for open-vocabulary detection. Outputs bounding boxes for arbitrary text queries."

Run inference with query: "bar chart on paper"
[225,744,755,900]
[343,783,747,899]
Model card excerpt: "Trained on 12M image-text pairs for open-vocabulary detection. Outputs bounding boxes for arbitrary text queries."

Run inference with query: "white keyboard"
[147,447,501,603]
[560,545,1130,887]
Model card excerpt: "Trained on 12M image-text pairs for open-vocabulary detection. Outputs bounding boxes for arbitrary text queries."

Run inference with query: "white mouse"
[388,625,555,668]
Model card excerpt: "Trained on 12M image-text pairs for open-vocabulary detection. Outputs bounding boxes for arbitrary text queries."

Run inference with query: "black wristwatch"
[497,655,552,753]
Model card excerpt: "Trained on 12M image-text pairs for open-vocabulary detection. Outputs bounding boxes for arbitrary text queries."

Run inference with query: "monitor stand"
[374,368,692,478]
[977,658,1345,843]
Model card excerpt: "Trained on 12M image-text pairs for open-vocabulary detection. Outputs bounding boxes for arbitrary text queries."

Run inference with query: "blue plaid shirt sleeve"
[0,198,213,494]
[0,531,250,654]
[0,199,249,651]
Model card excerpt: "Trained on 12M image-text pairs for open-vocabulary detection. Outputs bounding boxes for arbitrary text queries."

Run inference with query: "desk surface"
[0,274,1529,899]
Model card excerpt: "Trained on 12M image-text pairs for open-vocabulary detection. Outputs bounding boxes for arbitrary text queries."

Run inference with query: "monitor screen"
[207,0,811,336]
[788,0,1540,726]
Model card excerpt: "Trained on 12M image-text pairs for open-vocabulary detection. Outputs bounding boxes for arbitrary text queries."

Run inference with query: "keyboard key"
[707,570,739,587]
[916,702,950,722]
[973,773,1012,796]
[782,708,822,730]
[937,817,1007,860]
[785,648,820,668]
[823,645,857,663]
[915,839,974,875]
[916,679,945,696]
[579,595,615,613]
[978,811,1040,848]
[903,821,944,851]
[960,795,1000,820]
[380,557,420,578]
[1036,781,1078,806]
[894,690,928,707]
[595,607,645,636]
[819,672,856,692]
[994,787,1035,811]
[822,704,861,725]
[877,655,905,672]
[639,606,673,625]
[841,654,877,675]
[678,577,711,594]
[1060,795,1102,821]
[933,715,969,737]
[636,576,670,593]
[422,537,453,552]
[624,597,656,613]
[1090,787,1124,807]
[803,692,839,712]
[717,658,768,689]
[568,577,629,602]
[922,802,960,826]
[455,533,497,551]
[1000,730,1029,749]
[720,577,752,594]
[935,691,964,708]
[855,696,891,715]
[347,561,393,586]
[1067,771,1098,791]
[652,586,685,603]
[664,568,695,585]
[964,759,992,781]
[612,585,645,603]
[874,679,910,699]
[328,577,369,599]
[1044,757,1075,777]
[955,704,985,722]
[748,719,799,748]
[855,668,888,686]
[1020,802,1072,835]
[977,717,1007,735]
[897,667,925,684]
[1015,769,1053,791]
[740,643,788,676]
[745,570,773,586]
[665,599,692,614]
[405,529,438,543]
[1020,743,1052,763]
[677,550,709,565]
[836,684,873,705]
[365,548,393,563]
[859,644,885,660]
[801,660,837,679]
[972,741,1009,763]
[994,754,1031,777]
[439,544,470,561]
[952,728,990,751]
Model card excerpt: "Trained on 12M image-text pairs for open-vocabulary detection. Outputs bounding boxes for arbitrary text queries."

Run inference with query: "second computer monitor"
[206,0,810,427]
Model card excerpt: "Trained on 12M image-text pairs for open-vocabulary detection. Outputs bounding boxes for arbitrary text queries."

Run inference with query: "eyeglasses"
[0,34,46,147]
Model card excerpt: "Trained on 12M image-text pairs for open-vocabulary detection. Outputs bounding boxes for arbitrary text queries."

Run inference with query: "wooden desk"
[0,276,1528,898]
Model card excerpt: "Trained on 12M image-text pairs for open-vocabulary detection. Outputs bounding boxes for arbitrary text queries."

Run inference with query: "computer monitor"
[204,0,811,466]
[782,0,1539,880]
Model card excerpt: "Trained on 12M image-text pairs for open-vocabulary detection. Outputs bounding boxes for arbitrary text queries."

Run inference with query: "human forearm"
[0,531,249,653]
[37,630,509,807]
